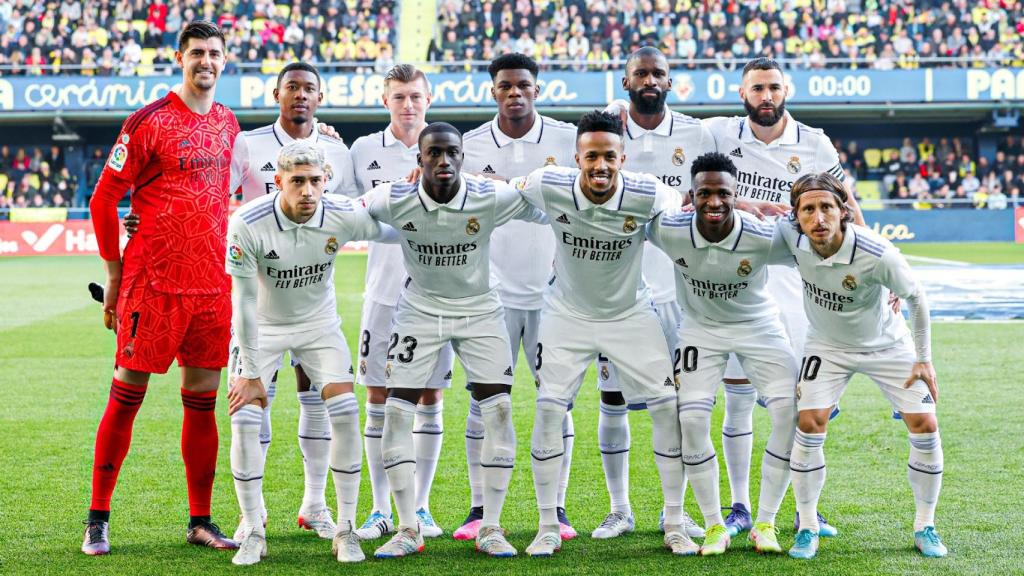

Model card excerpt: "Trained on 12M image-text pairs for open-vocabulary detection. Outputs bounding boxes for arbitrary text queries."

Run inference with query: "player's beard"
[744,97,785,127]
[191,67,218,91]
[628,87,668,116]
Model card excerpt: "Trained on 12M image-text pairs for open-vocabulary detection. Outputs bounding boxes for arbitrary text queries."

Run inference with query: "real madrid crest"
[737,259,752,277]
[600,365,610,381]
[359,359,367,375]
[466,217,480,235]
[325,236,339,255]
[795,385,802,400]
[842,274,857,291]
[384,362,392,379]
[623,216,637,233]
[544,156,557,166]
[787,155,801,174]
[672,147,685,166]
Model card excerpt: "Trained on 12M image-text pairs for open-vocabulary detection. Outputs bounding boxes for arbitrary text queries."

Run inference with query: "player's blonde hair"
[384,64,431,94]
[277,142,326,173]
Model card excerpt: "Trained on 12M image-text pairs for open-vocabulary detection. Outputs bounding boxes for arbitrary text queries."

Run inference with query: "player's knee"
[532,400,567,455]
[114,366,151,386]
[902,412,938,434]
[678,408,712,450]
[418,387,443,405]
[366,385,388,404]
[181,366,220,392]
[321,381,354,400]
[470,382,512,402]
[600,390,626,406]
[797,408,830,434]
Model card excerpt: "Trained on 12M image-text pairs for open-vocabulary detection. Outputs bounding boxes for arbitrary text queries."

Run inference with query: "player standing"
[780,173,945,560]
[364,123,545,558]
[594,46,712,540]
[347,64,455,540]
[703,57,857,536]
[519,112,687,557]
[83,21,239,555]
[459,53,579,541]
[646,152,798,556]
[225,142,394,565]
[228,61,355,539]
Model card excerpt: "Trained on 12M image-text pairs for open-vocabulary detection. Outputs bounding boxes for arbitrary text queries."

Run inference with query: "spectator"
[949,185,972,209]
[988,186,1008,210]
[973,185,990,209]
[962,172,981,197]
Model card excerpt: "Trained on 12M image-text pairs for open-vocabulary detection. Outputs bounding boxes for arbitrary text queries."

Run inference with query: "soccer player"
[646,152,798,556]
[779,172,945,560]
[225,142,394,565]
[227,61,354,540]
[363,123,545,558]
[460,52,579,541]
[519,111,687,557]
[703,57,858,536]
[82,21,239,555]
[594,46,712,540]
[347,64,455,540]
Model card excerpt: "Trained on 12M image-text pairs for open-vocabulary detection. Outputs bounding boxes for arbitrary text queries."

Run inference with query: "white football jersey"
[362,173,545,317]
[777,222,920,352]
[226,192,387,335]
[230,119,356,203]
[348,126,420,306]
[624,109,715,304]
[646,209,790,325]
[463,113,576,310]
[517,166,682,321]
[704,112,844,206]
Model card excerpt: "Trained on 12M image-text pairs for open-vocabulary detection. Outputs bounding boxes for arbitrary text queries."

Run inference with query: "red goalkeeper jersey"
[91,91,240,294]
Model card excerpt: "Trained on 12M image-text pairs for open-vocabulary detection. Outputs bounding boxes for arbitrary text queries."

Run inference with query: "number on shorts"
[129,311,141,338]
[387,333,417,363]
[360,330,371,357]
[535,342,543,371]
[672,348,682,378]
[800,355,822,381]
[681,346,698,372]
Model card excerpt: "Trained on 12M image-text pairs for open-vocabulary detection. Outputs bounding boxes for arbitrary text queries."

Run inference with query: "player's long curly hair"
[788,172,854,232]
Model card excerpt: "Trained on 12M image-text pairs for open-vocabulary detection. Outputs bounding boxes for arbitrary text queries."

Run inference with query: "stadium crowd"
[0,144,80,209]
[1,0,1023,76]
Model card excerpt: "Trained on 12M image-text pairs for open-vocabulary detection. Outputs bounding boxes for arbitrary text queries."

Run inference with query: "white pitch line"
[904,254,972,266]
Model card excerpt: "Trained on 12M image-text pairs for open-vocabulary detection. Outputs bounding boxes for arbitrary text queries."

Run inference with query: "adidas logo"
[367,160,381,170]
[729,147,743,158]
[664,377,674,387]
[264,249,279,259]
[556,213,571,225]
[260,161,275,172]
[503,366,513,376]
[922,394,934,404]
[178,139,191,149]
[482,164,496,174]
[675,257,688,267]
[444,370,453,380]
[402,222,418,232]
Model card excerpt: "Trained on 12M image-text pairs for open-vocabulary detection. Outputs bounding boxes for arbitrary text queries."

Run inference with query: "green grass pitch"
[1,251,1022,575]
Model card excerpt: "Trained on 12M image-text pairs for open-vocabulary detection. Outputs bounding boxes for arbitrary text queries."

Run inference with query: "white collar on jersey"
[625,107,673,139]
[573,172,626,211]
[273,191,325,230]
[383,124,418,150]
[417,175,468,212]
[690,212,744,251]
[272,118,319,146]
[795,225,858,265]
[738,111,800,147]
[489,111,544,147]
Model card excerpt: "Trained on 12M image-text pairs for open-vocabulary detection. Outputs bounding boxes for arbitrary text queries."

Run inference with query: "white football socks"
[382,397,417,530]
[479,394,516,528]
[532,398,568,528]
[465,398,485,509]
[722,383,756,510]
[908,431,943,532]
[790,429,827,532]
[757,397,797,525]
[231,404,266,534]
[678,397,722,527]
[324,393,361,529]
[648,395,685,527]
[413,401,444,511]
[297,390,330,513]
[363,401,391,516]
[598,401,631,515]
[558,411,575,509]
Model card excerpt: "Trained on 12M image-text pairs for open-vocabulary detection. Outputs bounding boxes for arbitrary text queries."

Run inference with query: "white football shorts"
[356,299,454,389]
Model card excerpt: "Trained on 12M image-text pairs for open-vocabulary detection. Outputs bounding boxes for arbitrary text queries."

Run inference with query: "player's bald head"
[626,46,667,71]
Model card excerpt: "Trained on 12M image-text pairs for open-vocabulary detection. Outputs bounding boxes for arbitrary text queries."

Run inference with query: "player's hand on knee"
[904,362,938,403]
[122,212,140,238]
[228,377,267,414]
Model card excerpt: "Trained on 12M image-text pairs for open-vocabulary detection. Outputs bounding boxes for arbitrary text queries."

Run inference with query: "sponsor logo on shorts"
[663,377,674,387]
[466,217,480,235]
[787,155,802,174]
[503,366,513,376]
[842,274,857,291]
[229,244,243,261]
[623,216,637,233]
[672,147,685,167]
[737,258,752,277]
[922,394,934,404]
[444,370,453,381]
[325,236,339,255]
